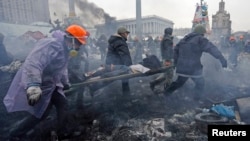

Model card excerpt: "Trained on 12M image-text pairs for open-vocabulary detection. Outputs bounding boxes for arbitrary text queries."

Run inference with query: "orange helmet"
[159,36,163,41]
[66,24,88,44]
[229,36,235,41]
[134,36,139,41]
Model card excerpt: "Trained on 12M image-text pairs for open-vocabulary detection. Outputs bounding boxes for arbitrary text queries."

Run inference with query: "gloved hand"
[63,83,71,91]
[220,58,227,68]
[26,86,42,106]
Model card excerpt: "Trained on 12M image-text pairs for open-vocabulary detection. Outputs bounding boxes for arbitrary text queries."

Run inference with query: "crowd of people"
[1,23,250,140]
[218,35,250,69]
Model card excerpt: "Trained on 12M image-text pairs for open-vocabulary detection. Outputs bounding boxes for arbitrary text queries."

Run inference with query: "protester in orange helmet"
[67,26,90,109]
[239,35,244,40]
[228,35,239,68]
[229,36,235,41]
[244,40,250,53]
[4,24,88,140]
[237,35,245,53]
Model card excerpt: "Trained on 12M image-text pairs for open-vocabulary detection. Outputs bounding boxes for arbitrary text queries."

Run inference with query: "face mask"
[67,46,78,57]
[66,34,82,57]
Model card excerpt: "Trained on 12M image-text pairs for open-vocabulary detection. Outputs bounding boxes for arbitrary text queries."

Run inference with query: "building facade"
[173,28,191,37]
[0,0,50,24]
[211,0,231,40]
[117,15,174,38]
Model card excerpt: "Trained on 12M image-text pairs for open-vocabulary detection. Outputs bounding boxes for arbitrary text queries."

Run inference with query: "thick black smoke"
[50,0,116,28]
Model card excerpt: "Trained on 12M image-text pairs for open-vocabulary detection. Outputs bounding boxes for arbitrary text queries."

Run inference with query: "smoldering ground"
[1,47,250,140]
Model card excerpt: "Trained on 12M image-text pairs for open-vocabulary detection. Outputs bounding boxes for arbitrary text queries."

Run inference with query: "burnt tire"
[195,112,229,123]
[195,112,229,133]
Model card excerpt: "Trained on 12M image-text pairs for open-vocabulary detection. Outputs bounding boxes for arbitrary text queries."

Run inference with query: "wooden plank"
[236,97,250,123]
[64,66,174,94]
[234,111,241,121]
[71,66,174,88]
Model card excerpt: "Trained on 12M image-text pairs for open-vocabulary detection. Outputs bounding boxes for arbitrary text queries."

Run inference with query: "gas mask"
[66,35,79,57]
[67,46,78,57]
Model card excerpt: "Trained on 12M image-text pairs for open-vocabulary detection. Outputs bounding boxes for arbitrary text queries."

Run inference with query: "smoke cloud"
[49,0,116,27]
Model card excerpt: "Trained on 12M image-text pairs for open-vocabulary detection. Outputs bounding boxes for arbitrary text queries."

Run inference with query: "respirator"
[66,35,79,57]
[68,47,78,57]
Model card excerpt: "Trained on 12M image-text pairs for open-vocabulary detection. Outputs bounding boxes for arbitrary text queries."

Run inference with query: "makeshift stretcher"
[64,65,174,95]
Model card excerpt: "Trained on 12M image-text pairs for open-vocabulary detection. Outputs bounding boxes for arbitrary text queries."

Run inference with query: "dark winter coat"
[96,37,108,52]
[0,43,12,66]
[106,34,132,66]
[236,40,245,52]
[134,40,144,62]
[228,41,239,65]
[147,37,156,55]
[174,32,227,76]
[245,42,250,53]
[161,34,174,61]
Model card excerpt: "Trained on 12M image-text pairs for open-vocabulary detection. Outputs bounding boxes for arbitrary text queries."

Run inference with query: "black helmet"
[164,28,173,35]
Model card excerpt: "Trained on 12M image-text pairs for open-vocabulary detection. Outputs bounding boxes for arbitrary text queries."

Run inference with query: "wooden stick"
[72,66,173,87]
[64,66,174,94]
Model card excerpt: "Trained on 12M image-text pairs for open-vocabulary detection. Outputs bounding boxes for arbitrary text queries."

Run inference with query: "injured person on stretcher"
[82,55,162,94]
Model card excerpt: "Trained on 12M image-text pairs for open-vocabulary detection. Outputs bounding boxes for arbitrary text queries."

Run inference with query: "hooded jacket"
[174,32,227,77]
[106,34,132,66]
[161,28,174,61]
[0,34,12,66]
[3,32,69,118]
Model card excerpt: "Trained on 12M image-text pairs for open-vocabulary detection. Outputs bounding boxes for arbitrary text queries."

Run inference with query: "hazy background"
[49,0,250,32]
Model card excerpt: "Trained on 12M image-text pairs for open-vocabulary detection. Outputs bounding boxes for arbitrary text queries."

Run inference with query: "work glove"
[26,86,42,106]
[220,58,227,68]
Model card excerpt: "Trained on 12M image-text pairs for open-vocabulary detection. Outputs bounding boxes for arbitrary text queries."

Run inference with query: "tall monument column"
[69,0,76,17]
[136,0,142,40]
[64,0,82,27]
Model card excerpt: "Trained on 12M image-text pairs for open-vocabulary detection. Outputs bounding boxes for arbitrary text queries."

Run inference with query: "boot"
[122,81,130,96]
[164,82,171,90]
[163,85,173,97]
[149,77,165,91]
[149,81,156,91]
[163,89,172,97]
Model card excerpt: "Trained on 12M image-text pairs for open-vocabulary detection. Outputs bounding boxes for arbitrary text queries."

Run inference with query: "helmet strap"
[71,38,76,50]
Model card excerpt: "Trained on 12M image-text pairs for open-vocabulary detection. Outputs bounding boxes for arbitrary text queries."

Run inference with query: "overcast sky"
[87,0,249,32]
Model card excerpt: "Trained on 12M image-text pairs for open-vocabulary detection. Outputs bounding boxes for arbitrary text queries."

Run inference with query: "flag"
[192,1,211,33]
